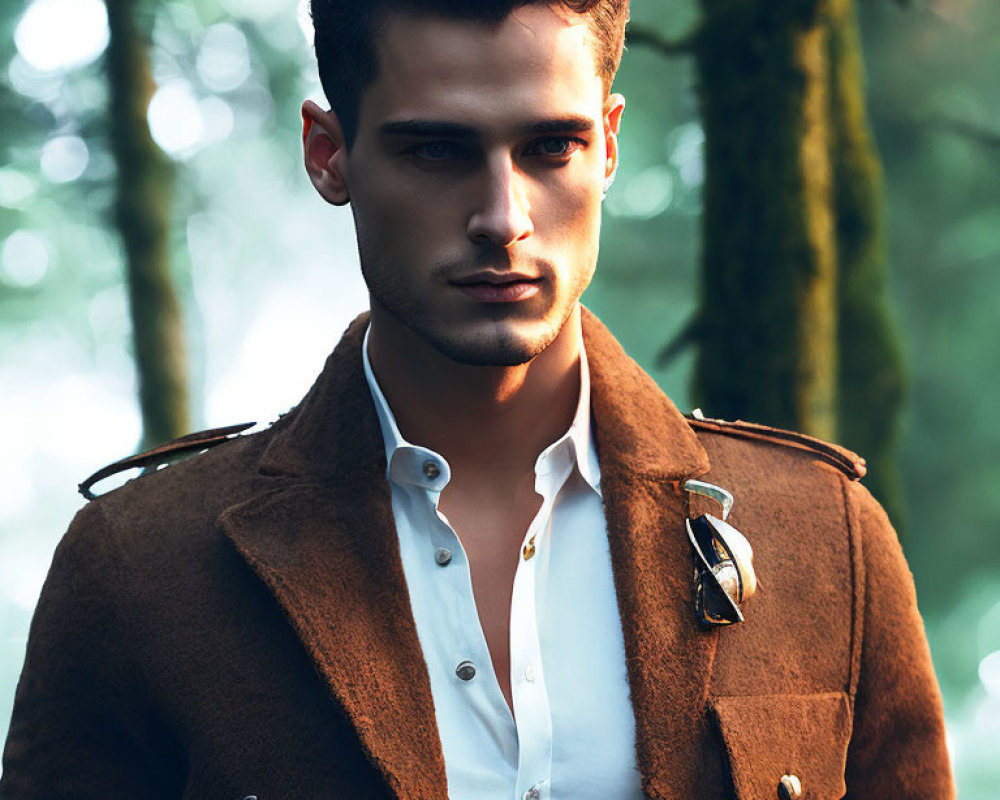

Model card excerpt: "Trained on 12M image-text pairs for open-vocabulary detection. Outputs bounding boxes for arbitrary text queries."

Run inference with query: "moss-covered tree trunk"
[827,0,905,522]
[692,0,838,440]
[689,0,903,519]
[104,0,189,447]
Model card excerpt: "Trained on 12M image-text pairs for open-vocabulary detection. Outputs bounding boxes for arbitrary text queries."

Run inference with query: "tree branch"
[929,115,1000,151]
[625,24,697,58]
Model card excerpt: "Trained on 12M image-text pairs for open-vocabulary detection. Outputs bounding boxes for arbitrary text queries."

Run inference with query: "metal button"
[455,660,476,681]
[434,547,452,566]
[422,460,441,480]
[522,535,536,560]
[777,774,802,800]
[524,787,541,800]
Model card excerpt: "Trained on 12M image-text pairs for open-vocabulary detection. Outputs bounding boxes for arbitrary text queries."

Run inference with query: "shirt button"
[524,664,535,682]
[422,460,441,480]
[524,786,541,800]
[434,547,452,566]
[522,535,536,560]
[455,660,476,681]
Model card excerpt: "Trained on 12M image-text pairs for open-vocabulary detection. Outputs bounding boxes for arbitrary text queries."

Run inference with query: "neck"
[366,303,583,482]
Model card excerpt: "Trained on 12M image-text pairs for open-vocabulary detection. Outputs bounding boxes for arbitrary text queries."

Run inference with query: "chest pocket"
[709,692,851,800]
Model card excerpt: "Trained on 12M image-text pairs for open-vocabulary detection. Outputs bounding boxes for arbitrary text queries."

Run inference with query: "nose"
[466,156,533,247]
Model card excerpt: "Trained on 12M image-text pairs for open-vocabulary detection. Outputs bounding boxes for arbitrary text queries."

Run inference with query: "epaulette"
[685,410,867,481]
[79,422,256,500]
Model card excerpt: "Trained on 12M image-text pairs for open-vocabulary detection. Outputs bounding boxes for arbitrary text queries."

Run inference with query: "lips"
[449,271,542,303]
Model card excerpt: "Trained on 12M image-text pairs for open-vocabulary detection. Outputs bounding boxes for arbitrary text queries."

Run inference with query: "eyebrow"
[378,116,596,139]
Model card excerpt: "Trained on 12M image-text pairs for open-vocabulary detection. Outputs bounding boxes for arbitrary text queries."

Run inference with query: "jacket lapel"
[219,309,719,800]
[219,314,447,799]
[583,309,718,800]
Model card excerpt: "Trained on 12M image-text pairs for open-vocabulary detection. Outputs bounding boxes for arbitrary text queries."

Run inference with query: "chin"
[409,308,572,366]
[427,325,554,367]
[372,287,577,367]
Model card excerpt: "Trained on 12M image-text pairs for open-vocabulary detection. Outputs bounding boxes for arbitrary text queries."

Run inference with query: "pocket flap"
[710,692,850,800]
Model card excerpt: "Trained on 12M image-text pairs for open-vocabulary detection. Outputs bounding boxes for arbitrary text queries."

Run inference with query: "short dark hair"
[310,0,630,146]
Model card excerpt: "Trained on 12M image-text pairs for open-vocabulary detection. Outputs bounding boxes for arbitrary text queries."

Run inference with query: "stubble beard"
[367,279,570,367]
[362,259,587,368]
[422,306,569,367]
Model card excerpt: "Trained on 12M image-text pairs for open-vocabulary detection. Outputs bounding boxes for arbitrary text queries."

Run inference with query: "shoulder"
[695,414,882,697]
[73,421,278,553]
[685,410,866,483]
[684,411,869,539]
[47,422,289,631]
[79,422,259,499]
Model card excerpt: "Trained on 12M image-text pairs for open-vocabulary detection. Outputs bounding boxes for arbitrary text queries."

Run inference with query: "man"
[1,1,954,798]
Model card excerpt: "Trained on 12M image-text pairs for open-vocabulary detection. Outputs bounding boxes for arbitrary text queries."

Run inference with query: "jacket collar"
[256,308,710,482]
[582,307,710,481]
[221,307,715,800]
[256,313,384,479]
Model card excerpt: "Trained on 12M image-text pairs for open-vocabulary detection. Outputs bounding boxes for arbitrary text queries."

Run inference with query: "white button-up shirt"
[363,325,642,800]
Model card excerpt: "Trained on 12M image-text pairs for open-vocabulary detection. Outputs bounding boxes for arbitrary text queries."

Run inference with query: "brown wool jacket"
[1,310,954,800]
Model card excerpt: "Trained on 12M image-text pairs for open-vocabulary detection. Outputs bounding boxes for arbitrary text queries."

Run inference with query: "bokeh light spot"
[979,650,1000,697]
[1,231,51,288]
[8,54,63,101]
[621,166,675,219]
[0,169,39,209]
[14,0,109,72]
[148,80,205,156]
[667,122,705,188]
[200,96,235,144]
[40,135,90,183]
[974,694,1000,735]
[197,23,252,93]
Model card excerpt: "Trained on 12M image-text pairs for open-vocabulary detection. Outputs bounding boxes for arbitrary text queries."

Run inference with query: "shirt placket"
[416,458,518,764]
[509,444,573,800]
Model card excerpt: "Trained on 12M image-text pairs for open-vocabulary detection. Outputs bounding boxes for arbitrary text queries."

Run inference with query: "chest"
[393,476,643,800]
[209,457,859,800]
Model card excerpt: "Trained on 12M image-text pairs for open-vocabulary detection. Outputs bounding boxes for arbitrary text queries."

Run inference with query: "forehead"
[359,5,605,131]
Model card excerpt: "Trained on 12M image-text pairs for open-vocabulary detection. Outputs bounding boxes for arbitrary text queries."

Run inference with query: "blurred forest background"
[1,0,998,792]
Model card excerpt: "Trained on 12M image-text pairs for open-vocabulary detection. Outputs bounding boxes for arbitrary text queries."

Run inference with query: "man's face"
[311,5,624,366]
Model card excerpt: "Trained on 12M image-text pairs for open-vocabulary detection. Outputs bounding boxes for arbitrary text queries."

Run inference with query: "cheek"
[538,175,603,248]
[352,187,428,256]
[544,151,605,220]
[353,173,466,253]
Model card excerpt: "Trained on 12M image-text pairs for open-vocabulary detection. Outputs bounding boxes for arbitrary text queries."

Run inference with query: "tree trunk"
[692,0,838,440]
[827,0,905,523]
[688,0,903,520]
[104,0,189,447]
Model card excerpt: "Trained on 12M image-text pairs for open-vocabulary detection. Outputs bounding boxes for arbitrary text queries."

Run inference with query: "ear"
[302,99,351,206]
[602,93,626,186]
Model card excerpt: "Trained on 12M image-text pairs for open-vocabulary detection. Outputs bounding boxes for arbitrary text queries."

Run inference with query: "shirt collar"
[534,339,601,496]
[361,320,601,497]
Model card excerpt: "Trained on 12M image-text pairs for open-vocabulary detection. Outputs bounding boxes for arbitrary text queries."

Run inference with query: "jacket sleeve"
[0,503,185,800]
[843,480,955,799]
